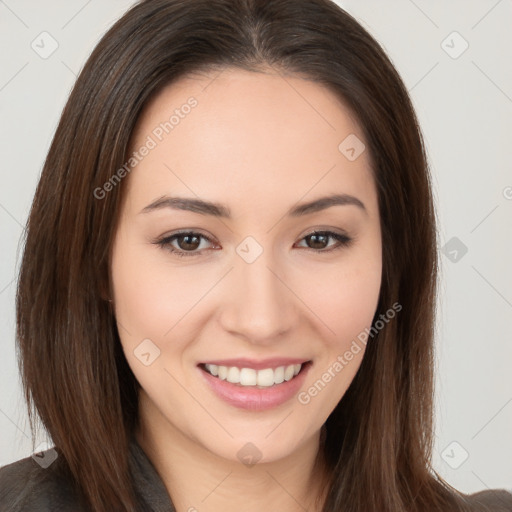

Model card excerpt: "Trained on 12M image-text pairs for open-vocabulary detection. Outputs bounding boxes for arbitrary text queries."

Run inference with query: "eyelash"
[153,230,354,258]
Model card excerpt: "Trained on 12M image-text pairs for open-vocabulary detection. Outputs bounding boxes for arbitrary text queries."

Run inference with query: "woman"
[1,0,511,511]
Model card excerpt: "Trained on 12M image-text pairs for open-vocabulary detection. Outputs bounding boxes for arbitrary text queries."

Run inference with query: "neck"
[135,406,330,512]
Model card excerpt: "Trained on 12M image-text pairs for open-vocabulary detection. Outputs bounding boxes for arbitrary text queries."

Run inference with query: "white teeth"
[227,366,240,383]
[240,368,257,386]
[217,365,227,380]
[274,366,285,384]
[284,365,295,381]
[204,363,304,387]
[256,368,274,387]
[207,364,219,376]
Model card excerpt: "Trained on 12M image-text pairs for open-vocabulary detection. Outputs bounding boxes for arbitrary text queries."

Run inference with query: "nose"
[218,252,297,345]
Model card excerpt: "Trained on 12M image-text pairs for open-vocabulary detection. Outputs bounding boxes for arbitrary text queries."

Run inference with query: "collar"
[129,434,176,512]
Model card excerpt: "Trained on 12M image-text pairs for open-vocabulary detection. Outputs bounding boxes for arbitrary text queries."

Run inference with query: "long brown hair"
[16,0,474,510]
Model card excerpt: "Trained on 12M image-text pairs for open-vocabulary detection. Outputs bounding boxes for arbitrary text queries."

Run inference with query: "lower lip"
[198,362,312,411]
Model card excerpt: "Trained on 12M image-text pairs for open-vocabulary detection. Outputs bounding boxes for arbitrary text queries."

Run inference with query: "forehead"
[124,68,377,219]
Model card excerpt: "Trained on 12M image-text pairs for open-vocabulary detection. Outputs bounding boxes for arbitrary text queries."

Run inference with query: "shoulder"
[0,447,86,512]
[465,488,512,511]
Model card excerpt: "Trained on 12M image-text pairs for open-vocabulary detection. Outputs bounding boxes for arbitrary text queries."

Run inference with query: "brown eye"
[154,229,353,258]
[305,233,330,249]
[154,231,215,258]
[175,234,201,251]
[297,231,353,252]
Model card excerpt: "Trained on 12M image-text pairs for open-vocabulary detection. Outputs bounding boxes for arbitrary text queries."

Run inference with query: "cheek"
[110,241,202,399]
[111,238,208,342]
[296,258,381,414]
[300,251,382,346]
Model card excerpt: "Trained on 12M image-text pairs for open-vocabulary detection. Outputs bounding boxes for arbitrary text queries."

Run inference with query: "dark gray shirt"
[0,436,175,511]
[1,438,511,511]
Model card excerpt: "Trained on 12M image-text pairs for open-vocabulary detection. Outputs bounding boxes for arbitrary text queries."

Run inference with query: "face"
[110,67,382,464]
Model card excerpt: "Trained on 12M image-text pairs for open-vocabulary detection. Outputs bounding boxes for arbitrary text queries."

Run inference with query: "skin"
[110,67,382,512]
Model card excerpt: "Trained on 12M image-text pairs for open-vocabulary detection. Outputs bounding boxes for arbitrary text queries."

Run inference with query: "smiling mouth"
[198,361,311,388]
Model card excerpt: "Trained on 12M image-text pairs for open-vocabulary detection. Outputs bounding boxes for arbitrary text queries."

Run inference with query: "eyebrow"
[139,193,367,217]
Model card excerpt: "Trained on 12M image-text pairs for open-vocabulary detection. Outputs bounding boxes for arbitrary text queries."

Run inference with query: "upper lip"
[199,357,310,370]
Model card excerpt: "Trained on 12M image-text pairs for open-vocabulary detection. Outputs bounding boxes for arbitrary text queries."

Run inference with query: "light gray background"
[1,0,511,495]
